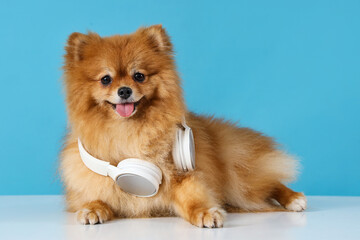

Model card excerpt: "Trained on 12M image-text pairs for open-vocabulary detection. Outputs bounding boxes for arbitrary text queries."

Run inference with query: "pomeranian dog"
[60,25,306,228]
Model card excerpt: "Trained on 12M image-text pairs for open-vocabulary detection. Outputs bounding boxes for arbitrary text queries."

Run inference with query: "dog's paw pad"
[286,194,307,212]
[191,207,226,228]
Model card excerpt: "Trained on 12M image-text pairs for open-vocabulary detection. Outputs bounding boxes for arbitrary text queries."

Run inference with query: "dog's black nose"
[118,87,132,99]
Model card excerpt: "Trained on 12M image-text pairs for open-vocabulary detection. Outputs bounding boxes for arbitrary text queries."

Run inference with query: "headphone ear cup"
[188,128,195,170]
[183,127,195,171]
[173,120,196,172]
[115,158,162,197]
[178,128,187,171]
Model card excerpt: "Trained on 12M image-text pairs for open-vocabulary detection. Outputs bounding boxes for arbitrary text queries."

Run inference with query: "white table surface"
[0,195,359,240]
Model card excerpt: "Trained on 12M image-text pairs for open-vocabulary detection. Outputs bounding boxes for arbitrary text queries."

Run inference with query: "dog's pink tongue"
[116,103,134,117]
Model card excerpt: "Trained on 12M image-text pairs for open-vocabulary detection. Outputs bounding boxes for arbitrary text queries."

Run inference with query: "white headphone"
[78,120,195,197]
[172,119,195,171]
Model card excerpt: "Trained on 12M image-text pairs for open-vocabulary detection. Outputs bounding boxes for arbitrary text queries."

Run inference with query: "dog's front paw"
[76,200,114,225]
[189,207,226,228]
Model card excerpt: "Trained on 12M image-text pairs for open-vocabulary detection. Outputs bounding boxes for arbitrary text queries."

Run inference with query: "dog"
[60,24,306,228]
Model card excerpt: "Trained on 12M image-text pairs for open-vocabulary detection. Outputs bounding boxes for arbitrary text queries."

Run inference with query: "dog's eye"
[101,75,112,85]
[133,72,145,82]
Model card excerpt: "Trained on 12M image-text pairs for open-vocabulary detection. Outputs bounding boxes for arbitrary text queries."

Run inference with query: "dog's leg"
[171,174,226,228]
[76,200,114,225]
[271,183,307,212]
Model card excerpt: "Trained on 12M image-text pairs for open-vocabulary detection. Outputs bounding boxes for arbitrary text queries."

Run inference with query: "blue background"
[0,0,359,195]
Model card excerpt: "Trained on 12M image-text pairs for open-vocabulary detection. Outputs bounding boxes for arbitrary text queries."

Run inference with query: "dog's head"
[63,25,184,123]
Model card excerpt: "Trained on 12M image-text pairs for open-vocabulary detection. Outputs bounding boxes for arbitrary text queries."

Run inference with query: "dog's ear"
[65,32,100,62]
[140,24,173,53]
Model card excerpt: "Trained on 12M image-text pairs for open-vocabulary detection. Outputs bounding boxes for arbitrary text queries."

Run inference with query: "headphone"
[172,120,195,171]
[78,120,195,197]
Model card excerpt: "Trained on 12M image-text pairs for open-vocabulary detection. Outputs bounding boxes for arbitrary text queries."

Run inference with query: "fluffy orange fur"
[60,25,306,228]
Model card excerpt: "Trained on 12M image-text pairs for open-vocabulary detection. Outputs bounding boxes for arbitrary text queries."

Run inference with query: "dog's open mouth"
[106,99,142,118]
